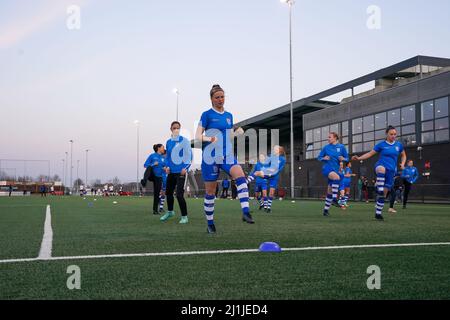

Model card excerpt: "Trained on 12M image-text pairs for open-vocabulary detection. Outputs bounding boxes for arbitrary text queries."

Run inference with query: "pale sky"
[1,0,450,184]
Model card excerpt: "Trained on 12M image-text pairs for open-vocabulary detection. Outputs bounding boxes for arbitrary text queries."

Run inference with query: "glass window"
[375,129,385,140]
[321,141,328,148]
[342,121,349,136]
[306,151,313,160]
[435,118,449,130]
[388,109,401,127]
[353,143,362,153]
[401,124,415,135]
[314,128,321,142]
[363,141,374,152]
[422,121,434,132]
[306,143,313,152]
[401,135,417,146]
[422,131,434,144]
[313,150,321,158]
[375,112,387,130]
[314,142,321,150]
[330,123,339,135]
[435,129,449,142]
[352,118,362,134]
[401,105,415,124]
[363,132,374,142]
[435,97,449,118]
[353,134,362,143]
[421,100,434,121]
[321,126,329,140]
[342,137,348,145]
[344,145,350,153]
[363,115,374,132]
[305,130,313,144]
[375,139,384,145]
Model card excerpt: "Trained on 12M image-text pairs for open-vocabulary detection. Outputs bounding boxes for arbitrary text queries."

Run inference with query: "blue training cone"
[259,242,282,253]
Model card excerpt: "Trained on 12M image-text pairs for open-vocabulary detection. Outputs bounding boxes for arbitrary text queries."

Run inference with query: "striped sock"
[258,196,263,206]
[376,173,386,195]
[324,194,333,213]
[236,177,250,216]
[376,196,385,216]
[268,197,273,210]
[159,195,165,210]
[330,180,340,201]
[246,175,255,184]
[263,196,268,209]
[204,195,215,226]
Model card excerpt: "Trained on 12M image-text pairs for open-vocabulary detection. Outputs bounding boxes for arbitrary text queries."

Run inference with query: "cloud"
[0,0,88,49]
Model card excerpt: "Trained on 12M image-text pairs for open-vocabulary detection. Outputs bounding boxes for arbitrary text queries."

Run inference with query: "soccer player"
[342,162,356,207]
[249,154,269,210]
[401,160,419,209]
[352,126,406,220]
[221,178,230,198]
[195,84,254,234]
[248,146,286,213]
[144,144,166,215]
[160,121,192,224]
[317,132,349,216]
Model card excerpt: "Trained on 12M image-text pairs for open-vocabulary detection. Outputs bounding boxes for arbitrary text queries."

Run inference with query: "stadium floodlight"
[280,0,295,199]
[69,140,74,194]
[134,120,140,194]
[85,149,90,188]
[173,88,180,121]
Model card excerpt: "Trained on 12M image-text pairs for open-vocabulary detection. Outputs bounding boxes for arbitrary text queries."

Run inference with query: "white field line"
[37,205,53,259]
[0,242,449,265]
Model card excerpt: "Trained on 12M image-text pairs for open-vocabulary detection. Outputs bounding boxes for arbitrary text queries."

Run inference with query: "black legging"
[152,177,162,213]
[403,180,412,207]
[166,173,188,216]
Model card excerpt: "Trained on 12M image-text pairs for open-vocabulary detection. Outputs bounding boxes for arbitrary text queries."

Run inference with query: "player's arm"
[317,148,329,162]
[195,125,216,143]
[352,150,377,161]
[181,138,193,174]
[340,147,350,162]
[399,150,407,170]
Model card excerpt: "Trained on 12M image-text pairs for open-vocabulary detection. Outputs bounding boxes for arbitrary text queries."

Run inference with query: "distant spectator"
[8,185,13,197]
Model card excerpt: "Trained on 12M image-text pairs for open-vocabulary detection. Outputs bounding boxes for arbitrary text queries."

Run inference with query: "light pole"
[76,159,80,191]
[134,120,140,195]
[65,152,68,192]
[85,149,90,189]
[173,88,179,121]
[281,0,295,199]
[62,159,65,188]
[69,140,74,194]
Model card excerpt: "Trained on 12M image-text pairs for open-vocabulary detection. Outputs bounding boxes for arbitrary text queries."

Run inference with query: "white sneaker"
[388,208,397,213]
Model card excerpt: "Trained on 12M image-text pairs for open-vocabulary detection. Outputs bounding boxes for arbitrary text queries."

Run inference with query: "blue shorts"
[201,155,238,182]
[255,180,268,193]
[322,166,339,179]
[342,180,351,189]
[375,163,396,190]
[268,176,279,189]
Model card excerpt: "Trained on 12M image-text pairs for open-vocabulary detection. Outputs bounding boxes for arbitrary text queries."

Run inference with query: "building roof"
[235,55,450,135]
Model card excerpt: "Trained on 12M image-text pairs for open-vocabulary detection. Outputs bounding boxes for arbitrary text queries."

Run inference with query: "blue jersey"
[318,143,349,173]
[222,179,230,188]
[144,153,166,177]
[250,160,268,184]
[165,135,192,174]
[263,154,286,178]
[402,166,419,184]
[373,141,404,172]
[199,108,234,158]
[343,167,352,184]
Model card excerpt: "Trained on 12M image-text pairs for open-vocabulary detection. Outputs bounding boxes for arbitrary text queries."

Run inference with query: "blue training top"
[165,135,192,174]
[199,108,234,158]
[263,154,286,179]
[144,153,166,177]
[402,166,419,184]
[373,140,404,172]
[318,143,349,173]
[343,167,352,184]
[250,160,269,184]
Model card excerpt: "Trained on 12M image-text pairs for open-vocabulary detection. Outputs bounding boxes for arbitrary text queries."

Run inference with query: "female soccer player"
[352,126,406,220]
[249,154,269,210]
[195,84,254,234]
[249,146,286,213]
[144,144,166,214]
[159,169,167,213]
[341,162,356,207]
[317,132,349,216]
[401,160,419,209]
[160,121,192,224]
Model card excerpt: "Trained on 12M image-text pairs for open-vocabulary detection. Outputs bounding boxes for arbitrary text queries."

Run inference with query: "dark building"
[235,56,450,202]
